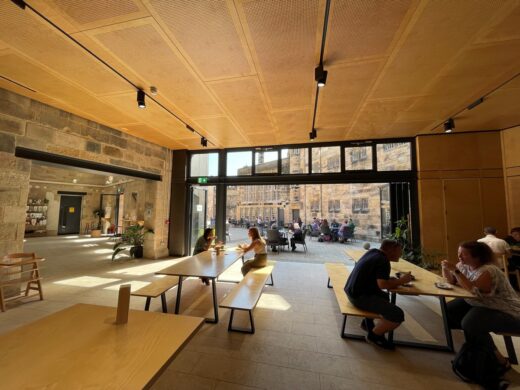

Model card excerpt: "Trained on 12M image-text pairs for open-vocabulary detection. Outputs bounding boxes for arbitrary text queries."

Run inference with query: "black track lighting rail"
[9,0,212,146]
[310,0,332,141]
[430,70,520,134]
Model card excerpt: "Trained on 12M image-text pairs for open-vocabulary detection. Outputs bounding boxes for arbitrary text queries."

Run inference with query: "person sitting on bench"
[442,241,520,372]
[239,227,267,276]
[193,228,216,285]
[344,240,413,350]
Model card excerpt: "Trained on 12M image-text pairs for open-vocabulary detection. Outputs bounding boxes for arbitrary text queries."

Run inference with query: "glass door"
[189,185,217,254]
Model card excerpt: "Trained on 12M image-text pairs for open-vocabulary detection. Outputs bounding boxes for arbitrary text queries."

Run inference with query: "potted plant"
[91,208,105,237]
[112,225,145,261]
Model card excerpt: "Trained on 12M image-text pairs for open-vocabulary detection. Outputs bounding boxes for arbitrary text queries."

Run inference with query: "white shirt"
[477,234,510,255]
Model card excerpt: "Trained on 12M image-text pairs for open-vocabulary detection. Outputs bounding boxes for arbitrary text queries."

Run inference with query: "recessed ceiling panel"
[91,21,222,118]
[0,52,135,125]
[480,3,520,43]
[317,60,381,128]
[208,77,275,134]
[239,0,320,110]
[272,108,312,134]
[0,2,130,95]
[100,92,195,141]
[193,116,250,147]
[326,0,412,63]
[148,0,253,80]
[123,124,185,149]
[371,0,507,99]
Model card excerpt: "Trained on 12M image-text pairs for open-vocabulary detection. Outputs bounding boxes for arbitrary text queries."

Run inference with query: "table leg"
[174,276,183,314]
[388,292,396,343]
[161,293,168,313]
[439,296,454,352]
[205,278,219,324]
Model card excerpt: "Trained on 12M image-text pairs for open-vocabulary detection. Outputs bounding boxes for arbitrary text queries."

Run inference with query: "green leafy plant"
[112,225,145,261]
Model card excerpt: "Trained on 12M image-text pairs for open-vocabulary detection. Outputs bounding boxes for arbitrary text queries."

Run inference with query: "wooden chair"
[0,253,44,312]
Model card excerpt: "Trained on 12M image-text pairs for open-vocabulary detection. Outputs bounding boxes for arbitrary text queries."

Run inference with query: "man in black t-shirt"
[344,240,412,350]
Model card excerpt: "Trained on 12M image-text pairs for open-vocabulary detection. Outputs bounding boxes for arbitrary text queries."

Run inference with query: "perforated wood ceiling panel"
[239,0,321,110]
[208,77,275,135]
[0,3,130,96]
[91,21,222,118]
[1,0,520,149]
[148,0,253,81]
[52,0,143,26]
[326,0,412,63]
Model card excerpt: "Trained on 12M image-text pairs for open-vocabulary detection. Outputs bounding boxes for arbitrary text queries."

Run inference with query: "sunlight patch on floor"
[94,249,113,254]
[54,276,121,288]
[257,293,291,311]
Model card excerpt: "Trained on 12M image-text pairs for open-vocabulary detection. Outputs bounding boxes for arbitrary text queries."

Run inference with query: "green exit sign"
[197,177,208,184]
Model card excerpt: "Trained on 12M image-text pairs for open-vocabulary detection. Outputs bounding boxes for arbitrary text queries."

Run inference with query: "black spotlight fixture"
[315,64,328,87]
[137,89,146,109]
[10,0,26,10]
[186,124,195,132]
[309,128,317,141]
[200,137,208,147]
[444,118,455,133]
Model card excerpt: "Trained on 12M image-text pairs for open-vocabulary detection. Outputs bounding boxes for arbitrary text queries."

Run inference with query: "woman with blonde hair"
[239,227,267,275]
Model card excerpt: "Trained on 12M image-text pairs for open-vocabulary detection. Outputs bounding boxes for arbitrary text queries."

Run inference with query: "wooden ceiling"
[1,0,519,150]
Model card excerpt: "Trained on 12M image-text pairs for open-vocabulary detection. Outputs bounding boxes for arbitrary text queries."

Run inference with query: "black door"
[58,196,82,235]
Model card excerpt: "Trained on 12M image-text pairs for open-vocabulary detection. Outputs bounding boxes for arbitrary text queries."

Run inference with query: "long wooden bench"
[131,276,179,313]
[219,261,275,334]
[325,263,379,339]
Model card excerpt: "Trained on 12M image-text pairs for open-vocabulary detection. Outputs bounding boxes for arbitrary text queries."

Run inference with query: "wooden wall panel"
[502,126,520,228]
[480,177,508,236]
[444,179,483,262]
[418,179,446,256]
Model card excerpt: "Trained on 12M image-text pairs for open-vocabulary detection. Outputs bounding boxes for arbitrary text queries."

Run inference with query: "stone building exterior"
[227,144,410,241]
[0,88,171,258]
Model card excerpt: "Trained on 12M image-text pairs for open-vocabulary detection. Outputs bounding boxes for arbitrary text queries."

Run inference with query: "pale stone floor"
[1,235,519,389]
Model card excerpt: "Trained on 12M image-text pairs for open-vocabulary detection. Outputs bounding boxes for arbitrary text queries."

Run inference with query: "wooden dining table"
[0,303,204,389]
[344,249,473,351]
[156,249,245,323]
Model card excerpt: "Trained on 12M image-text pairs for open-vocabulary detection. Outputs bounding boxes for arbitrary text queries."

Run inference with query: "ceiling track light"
[444,118,455,133]
[467,97,484,110]
[137,89,146,109]
[186,124,195,133]
[200,137,208,147]
[315,64,328,87]
[309,128,317,141]
[10,0,26,10]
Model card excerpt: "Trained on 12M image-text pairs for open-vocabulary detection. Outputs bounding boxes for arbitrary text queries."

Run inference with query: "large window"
[190,153,218,177]
[345,146,372,170]
[227,151,252,176]
[311,146,341,173]
[376,142,411,171]
[255,150,278,174]
[281,148,308,174]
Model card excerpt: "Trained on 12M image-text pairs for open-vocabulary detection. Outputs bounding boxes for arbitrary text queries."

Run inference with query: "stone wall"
[0,88,172,258]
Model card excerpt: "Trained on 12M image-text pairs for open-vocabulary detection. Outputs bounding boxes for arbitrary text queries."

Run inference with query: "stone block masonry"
[0,88,172,259]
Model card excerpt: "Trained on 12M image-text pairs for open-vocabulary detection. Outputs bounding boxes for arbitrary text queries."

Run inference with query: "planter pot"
[91,229,102,238]
[133,245,144,259]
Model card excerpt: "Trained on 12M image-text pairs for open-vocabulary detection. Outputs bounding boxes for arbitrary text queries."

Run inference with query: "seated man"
[290,223,303,251]
[505,227,520,270]
[344,240,413,350]
[478,227,511,267]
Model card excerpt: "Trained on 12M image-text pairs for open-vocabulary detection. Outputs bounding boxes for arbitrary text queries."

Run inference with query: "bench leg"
[340,314,366,340]
[504,335,518,365]
[174,276,184,314]
[327,277,332,288]
[266,273,274,286]
[227,309,255,334]
[144,297,151,311]
[161,293,168,313]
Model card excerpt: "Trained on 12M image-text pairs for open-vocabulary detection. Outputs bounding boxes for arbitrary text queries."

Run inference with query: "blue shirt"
[344,249,390,298]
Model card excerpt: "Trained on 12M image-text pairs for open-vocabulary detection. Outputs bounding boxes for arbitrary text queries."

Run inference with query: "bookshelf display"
[25,199,48,237]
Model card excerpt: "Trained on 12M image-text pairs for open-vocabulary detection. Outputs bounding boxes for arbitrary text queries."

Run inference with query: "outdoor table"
[0,303,204,389]
[156,249,245,323]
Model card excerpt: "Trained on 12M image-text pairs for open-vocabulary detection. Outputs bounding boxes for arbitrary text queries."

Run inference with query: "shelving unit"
[25,199,48,237]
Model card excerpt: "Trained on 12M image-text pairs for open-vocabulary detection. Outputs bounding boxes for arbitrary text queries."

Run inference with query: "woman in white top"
[240,227,267,276]
[442,241,520,369]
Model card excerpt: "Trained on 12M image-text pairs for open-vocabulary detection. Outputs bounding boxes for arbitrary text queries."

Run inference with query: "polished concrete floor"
[1,235,518,389]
